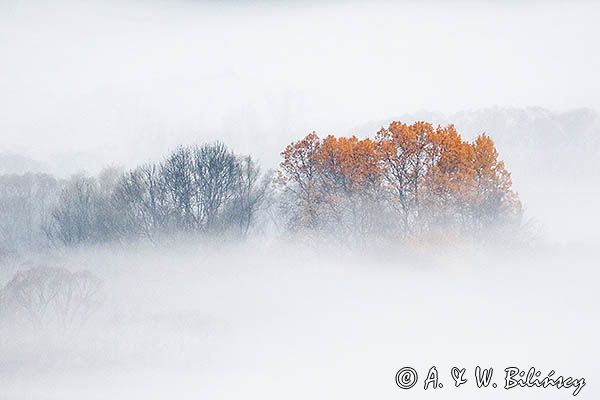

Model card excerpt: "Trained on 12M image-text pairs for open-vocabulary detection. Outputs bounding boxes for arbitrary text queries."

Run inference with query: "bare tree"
[0,173,60,255]
[47,170,123,245]
[191,142,240,231]
[227,156,272,235]
[113,164,170,240]
[161,146,196,230]
[0,267,103,331]
[47,175,99,245]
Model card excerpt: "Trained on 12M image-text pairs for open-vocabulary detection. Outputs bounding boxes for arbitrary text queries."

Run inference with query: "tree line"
[0,121,521,258]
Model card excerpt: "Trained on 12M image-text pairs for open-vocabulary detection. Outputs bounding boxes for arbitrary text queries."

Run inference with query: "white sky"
[1,0,599,171]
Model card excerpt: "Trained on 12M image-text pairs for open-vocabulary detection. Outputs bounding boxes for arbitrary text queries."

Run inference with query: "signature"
[395,366,586,396]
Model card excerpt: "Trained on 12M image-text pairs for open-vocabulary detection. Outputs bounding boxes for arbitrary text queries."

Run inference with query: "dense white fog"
[0,1,598,399]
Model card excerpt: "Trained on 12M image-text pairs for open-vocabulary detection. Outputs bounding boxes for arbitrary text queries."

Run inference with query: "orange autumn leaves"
[278,121,520,235]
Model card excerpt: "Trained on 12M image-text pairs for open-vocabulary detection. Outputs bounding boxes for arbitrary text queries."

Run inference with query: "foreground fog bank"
[0,236,597,399]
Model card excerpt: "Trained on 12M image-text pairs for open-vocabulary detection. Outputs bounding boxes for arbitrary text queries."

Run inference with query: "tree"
[48,175,99,245]
[161,146,196,230]
[314,135,381,194]
[113,164,170,239]
[228,156,272,235]
[0,173,59,256]
[45,167,126,246]
[190,142,241,231]
[278,132,322,230]
[375,121,439,229]
[471,134,521,227]
[0,267,103,331]
[278,132,387,236]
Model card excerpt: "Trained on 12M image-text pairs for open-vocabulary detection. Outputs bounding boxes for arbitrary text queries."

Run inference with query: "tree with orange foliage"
[375,121,440,229]
[278,132,386,234]
[470,134,521,227]
[314,135,381,194]
[278,121,521,239]
[278,132,322,229]
[420,124,477,227]
[313,135,386,235]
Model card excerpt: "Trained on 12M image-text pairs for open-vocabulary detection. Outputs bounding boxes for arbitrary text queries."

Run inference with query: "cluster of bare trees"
[0,267,103,331]
[45,142,271,245]
[46,168,123,246]
[0,142,271,254]
[113,143,271,240]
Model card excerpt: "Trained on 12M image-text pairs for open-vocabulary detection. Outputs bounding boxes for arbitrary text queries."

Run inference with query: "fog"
[1,1,599,399]
[1,239,596,399]
[2,0,600,172]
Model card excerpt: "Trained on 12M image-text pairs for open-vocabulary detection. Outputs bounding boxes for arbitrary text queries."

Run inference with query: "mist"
[0,1,599,399]
[2,0,600,172]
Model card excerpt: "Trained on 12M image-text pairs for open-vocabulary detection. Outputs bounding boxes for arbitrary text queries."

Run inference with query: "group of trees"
[0,143,270,256]
[48,143,271,245]
[111,144,270,240]
[0,121,522,255]
[278,121,521,239]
